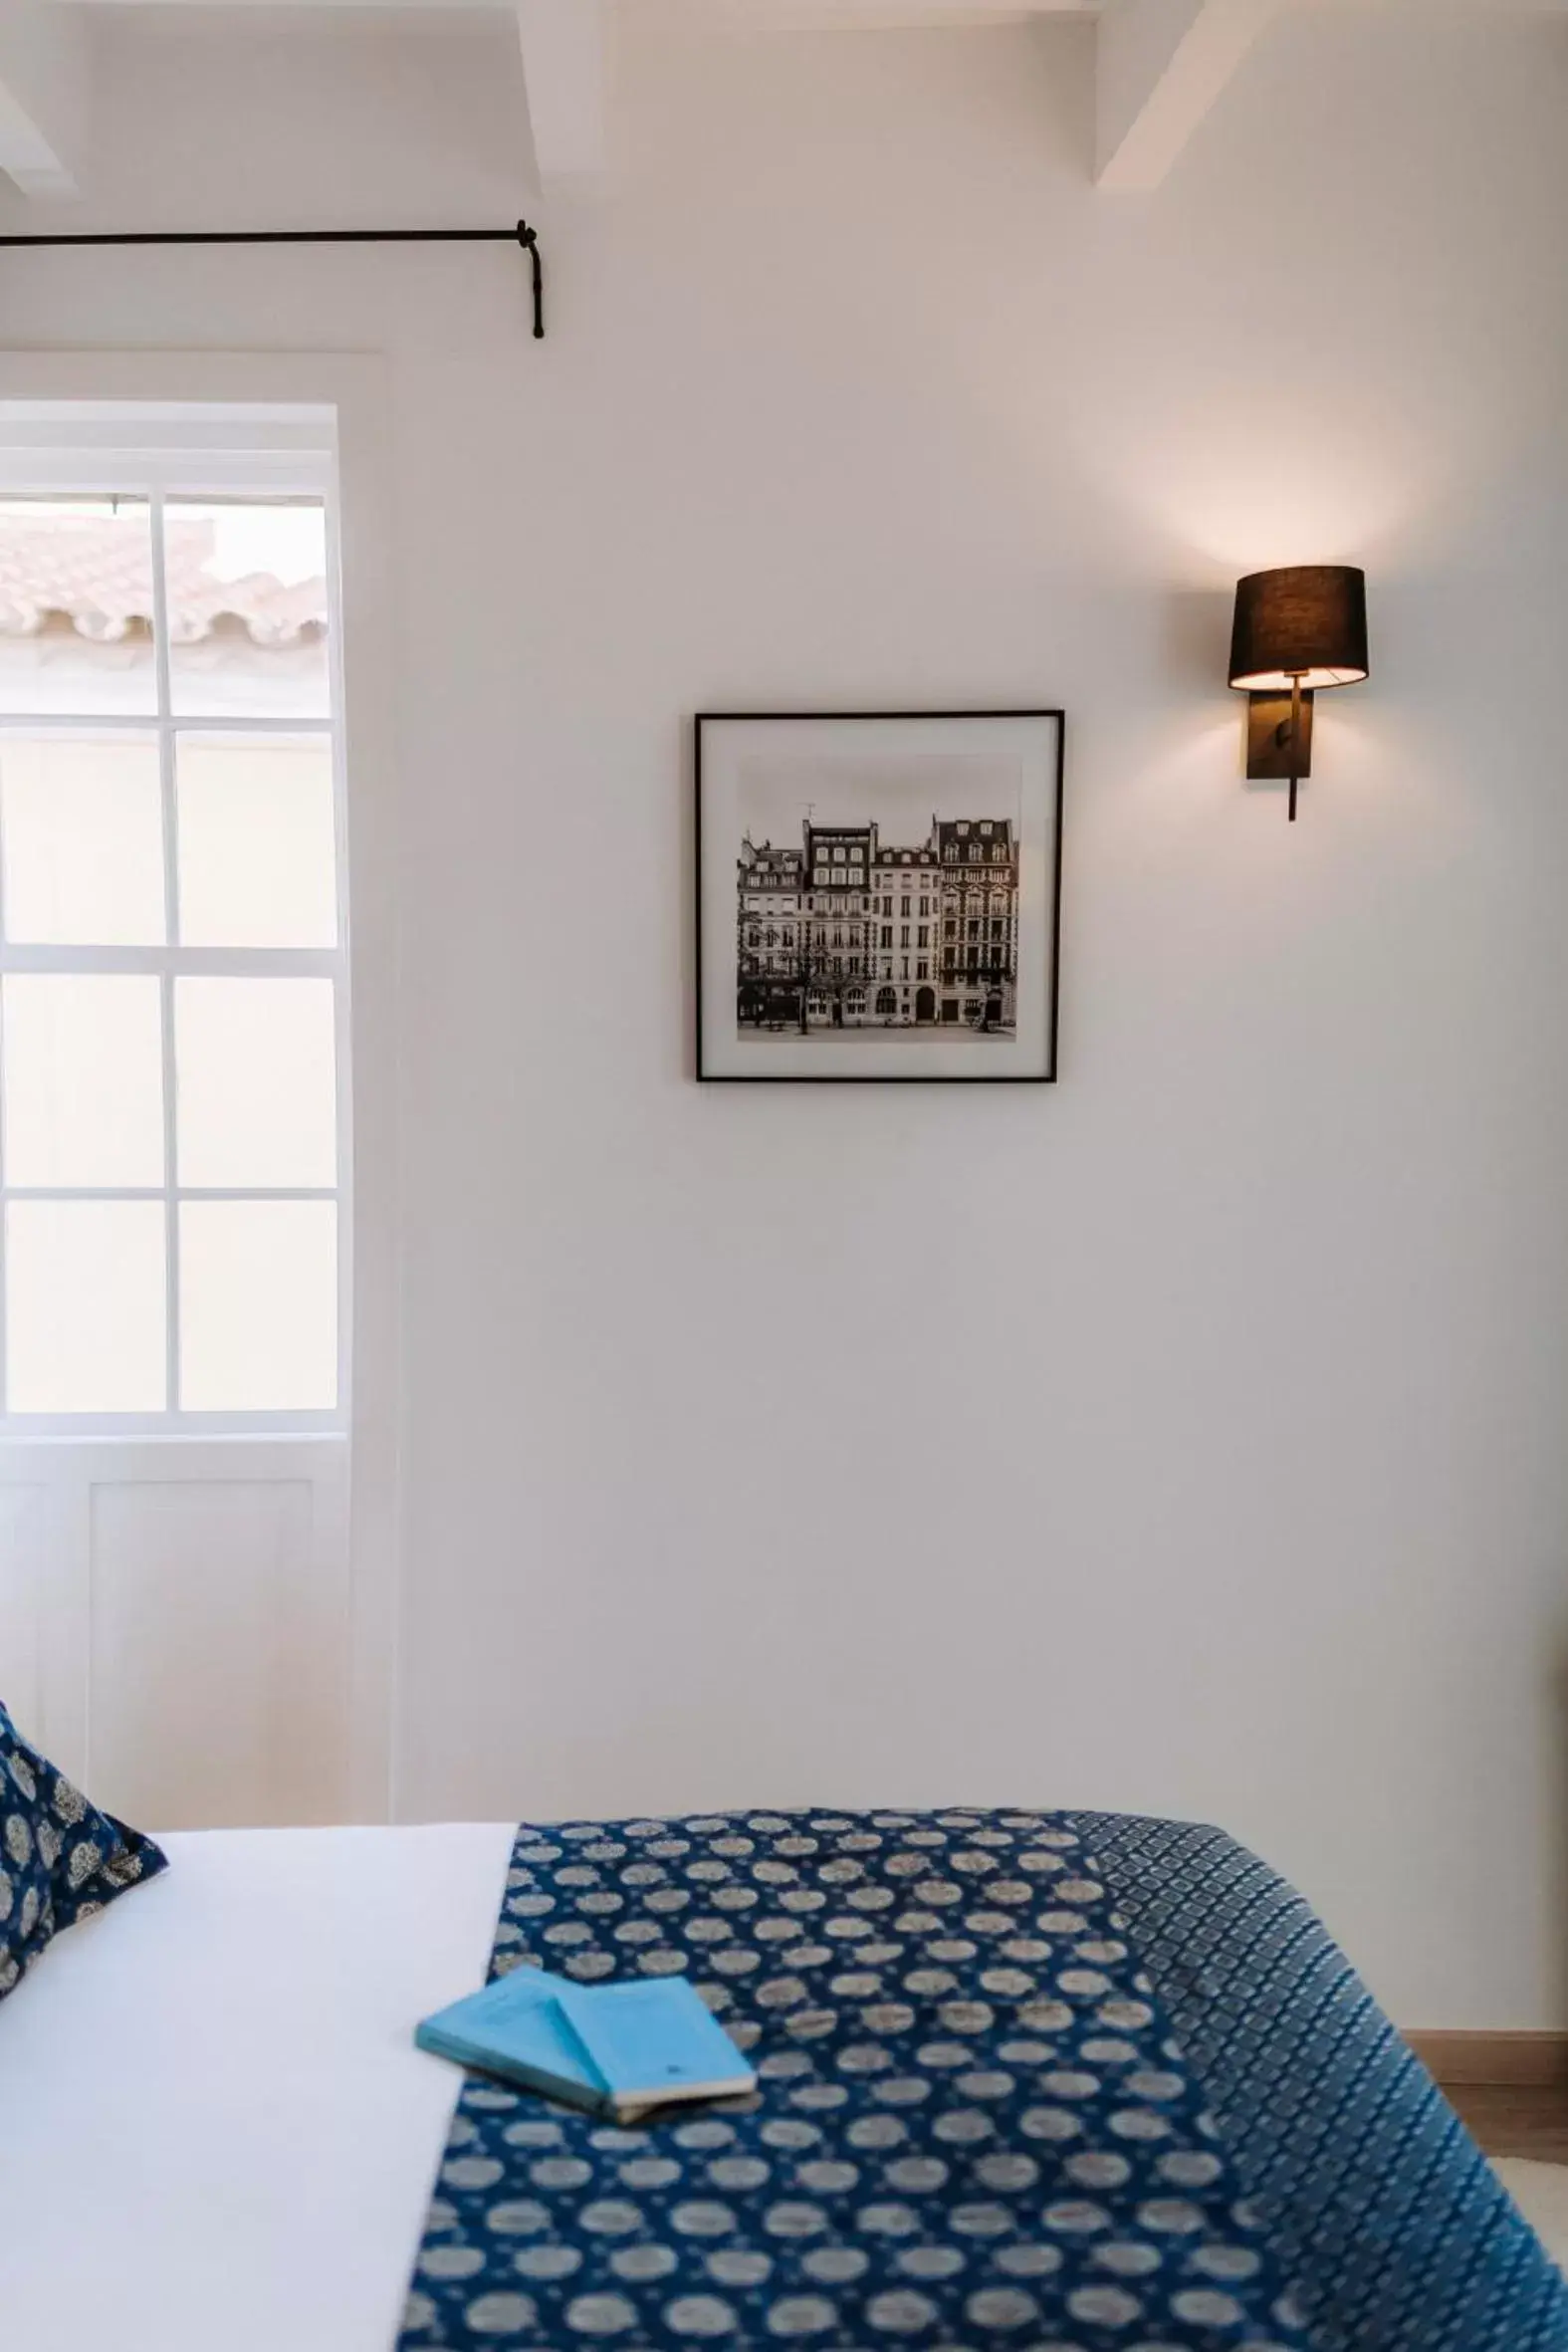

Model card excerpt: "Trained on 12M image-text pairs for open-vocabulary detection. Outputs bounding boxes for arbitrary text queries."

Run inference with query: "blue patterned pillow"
[0,1700,167,1999]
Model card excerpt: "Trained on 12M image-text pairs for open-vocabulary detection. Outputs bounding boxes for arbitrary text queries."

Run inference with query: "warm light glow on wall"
[1061,394,1426,580]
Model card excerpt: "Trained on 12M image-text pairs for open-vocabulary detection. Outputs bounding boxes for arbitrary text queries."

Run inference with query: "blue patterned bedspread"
[398,1809,1567,2350]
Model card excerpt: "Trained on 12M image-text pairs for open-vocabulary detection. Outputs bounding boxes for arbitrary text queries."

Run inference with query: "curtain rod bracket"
[515,219,545,339]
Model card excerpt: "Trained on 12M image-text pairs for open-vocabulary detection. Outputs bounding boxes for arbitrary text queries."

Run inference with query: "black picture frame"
[695,709,1064,1083]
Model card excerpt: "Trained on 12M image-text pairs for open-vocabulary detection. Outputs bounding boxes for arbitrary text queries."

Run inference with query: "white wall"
[6,1,1567,2027]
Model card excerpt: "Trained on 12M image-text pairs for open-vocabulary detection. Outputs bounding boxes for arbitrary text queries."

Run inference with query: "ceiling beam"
[0,0,89,197]
[1095,0,1277,191]
[516,0,608,188]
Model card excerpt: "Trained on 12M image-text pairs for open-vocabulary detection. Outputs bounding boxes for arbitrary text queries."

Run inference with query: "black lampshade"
[1229,566,1369,692]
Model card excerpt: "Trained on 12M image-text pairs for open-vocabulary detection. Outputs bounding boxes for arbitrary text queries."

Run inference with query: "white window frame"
[0,361,401,1828]
[0,414,351,1438]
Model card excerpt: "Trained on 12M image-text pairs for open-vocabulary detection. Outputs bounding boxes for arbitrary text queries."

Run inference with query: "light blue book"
[415,1966,756,2120]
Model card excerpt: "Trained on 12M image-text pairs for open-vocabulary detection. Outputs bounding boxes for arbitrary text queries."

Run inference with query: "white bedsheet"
[0,1820,516,2352]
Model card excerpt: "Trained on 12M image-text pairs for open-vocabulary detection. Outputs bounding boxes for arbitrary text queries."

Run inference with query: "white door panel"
[0,1481,47,1735]
[0,1439,349,1825]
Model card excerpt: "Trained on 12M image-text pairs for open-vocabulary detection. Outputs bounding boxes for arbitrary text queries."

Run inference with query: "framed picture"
[695,709,1064,1082]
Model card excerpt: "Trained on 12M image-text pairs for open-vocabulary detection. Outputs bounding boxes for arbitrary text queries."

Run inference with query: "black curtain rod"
[0,219,546,339]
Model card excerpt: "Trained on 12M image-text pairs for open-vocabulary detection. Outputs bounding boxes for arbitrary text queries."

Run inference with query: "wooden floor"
[1445,2082,1568,2164]
[1406,2034,1568,2163]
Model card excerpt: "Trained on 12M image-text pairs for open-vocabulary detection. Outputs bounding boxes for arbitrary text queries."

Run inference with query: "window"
[0,455,347,1430]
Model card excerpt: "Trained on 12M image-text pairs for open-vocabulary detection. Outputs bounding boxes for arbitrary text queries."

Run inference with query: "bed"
[0,1822,518,2352]
[0,1810,1563,2352]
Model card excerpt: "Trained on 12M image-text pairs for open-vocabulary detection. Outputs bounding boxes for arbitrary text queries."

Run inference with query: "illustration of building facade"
[737,816,1017,1032]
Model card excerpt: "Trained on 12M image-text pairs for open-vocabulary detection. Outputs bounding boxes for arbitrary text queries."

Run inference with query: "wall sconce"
[1229,566,1369,821]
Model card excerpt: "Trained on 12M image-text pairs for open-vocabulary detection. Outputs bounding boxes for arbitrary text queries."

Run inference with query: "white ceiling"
[0,0,1560,202]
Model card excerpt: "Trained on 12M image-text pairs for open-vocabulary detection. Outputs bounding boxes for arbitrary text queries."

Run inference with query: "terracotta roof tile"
[0,513,326,648]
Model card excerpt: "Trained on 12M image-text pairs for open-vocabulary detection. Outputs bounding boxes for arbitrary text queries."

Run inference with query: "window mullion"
[0,713,162,739]
[150,489,181,1416]
[325,478,351,1425]
[0,945,339,977]
[0,713,324,741]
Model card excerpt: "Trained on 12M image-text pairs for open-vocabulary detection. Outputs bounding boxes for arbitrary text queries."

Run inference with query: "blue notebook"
[415,1966,756,2121]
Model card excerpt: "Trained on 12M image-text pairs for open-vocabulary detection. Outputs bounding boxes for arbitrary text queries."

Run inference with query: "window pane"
[0,733,165,944]
[176,733,336,948]
[165,501,329,721]
[179,1200,336,1410]
[7,1199,165,1411]
[174,976,336,1188]
[2,974,164,1187]
[0,498,157,717]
